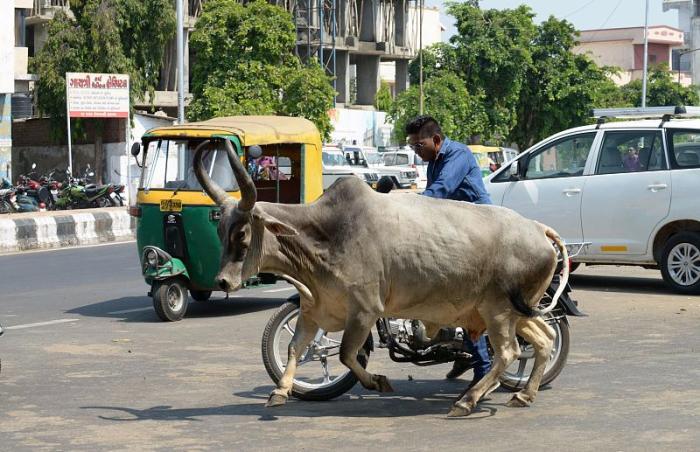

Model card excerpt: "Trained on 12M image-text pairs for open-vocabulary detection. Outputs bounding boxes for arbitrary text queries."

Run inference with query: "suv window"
[667,130,700,169]
[596,131,665,175]
[525,133,596,180]
[383,153,410,166]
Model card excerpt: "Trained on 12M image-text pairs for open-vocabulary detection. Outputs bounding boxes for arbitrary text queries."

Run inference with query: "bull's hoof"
[266,392,289,408]
[373,374,394,393]
[506,393,531,408]
[447,401,472,418]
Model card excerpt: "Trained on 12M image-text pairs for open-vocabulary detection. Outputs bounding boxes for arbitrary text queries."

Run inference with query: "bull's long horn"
[223,139,256,212]
[193,140,231,206]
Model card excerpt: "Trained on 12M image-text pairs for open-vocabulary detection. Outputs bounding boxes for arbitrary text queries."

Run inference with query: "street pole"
[641,0,649,108]
[419,0,424,115]
[176,0,185,124]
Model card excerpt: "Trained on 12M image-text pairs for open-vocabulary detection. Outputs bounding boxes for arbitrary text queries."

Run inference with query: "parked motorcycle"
[16,164,50,211]
[261,244,587,401]
[0,178,18,213]
[55,166,118,209]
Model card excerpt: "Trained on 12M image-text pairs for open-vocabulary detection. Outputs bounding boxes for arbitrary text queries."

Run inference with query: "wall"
[328,108,393,148]
[633,43,672,69]
[574,41,635,69]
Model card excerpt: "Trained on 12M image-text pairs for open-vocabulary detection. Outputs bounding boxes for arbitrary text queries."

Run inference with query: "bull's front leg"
[267,310,320,407]
[506,316,555,408]
[340,305,393,393]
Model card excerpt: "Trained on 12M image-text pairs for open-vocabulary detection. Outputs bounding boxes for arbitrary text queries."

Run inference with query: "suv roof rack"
[591,106,700,119]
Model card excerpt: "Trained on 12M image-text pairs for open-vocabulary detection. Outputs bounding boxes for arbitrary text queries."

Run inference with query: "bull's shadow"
[82,379,503,421]
[66,296,284,323]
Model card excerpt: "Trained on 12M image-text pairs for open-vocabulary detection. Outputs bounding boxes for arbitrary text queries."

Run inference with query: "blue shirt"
[422,138,492,204]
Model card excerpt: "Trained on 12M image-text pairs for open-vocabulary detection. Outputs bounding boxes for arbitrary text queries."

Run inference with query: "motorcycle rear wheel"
[496,313,570,391]
[261,301,370,401]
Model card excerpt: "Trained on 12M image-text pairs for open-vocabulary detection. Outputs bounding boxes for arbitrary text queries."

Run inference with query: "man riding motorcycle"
[405,115,493,387]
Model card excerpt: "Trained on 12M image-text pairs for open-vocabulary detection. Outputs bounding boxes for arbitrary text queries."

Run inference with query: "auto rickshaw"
[129,116,323,321]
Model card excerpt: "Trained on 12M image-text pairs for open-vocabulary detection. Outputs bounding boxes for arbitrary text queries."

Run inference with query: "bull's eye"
[235,231,245,242]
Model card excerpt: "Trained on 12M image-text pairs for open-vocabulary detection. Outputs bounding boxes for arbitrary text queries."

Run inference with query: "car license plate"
[410,183,418,189]
[160,199,182,212]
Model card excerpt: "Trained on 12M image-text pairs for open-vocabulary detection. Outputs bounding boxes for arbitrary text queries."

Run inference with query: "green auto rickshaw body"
[133,116,324,294]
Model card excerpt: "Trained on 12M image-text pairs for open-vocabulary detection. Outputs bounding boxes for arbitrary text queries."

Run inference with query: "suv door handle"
[647,183,668,191]
[562,188,581,196]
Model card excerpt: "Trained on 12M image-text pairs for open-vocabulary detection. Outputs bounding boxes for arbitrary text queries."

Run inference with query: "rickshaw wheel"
[152,278,188,322]
[190,290,212,302]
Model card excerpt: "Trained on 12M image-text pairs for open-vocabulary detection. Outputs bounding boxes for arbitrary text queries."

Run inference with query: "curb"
[0,208,135,254]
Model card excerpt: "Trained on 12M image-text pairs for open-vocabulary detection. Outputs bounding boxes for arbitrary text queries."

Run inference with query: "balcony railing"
[31,0,69,17]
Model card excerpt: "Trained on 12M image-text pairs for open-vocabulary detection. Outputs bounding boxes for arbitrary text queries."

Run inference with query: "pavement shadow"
[82,379,503,421]
[66,296,284,323]
[570,272,672,296]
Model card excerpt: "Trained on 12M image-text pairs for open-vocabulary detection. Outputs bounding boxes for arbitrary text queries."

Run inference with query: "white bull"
[194,139,569,417]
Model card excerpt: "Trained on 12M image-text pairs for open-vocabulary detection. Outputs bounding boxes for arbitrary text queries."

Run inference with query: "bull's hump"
[321,177,374,204]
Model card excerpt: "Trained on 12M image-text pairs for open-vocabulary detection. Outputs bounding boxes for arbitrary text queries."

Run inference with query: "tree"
[374,81,393,112]
[447,3,537,141]
[620,64,699,107]
[188,0,336,140]
[408,43,459,86]
[33,0,176,182]
[388,73,487,144]
[509,17,615,149]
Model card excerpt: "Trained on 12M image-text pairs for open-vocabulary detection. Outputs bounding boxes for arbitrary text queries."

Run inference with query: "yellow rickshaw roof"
[468,144,501,153]
[144,116,320,146]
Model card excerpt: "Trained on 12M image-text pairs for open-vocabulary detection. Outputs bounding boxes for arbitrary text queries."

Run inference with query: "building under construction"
[19,0,423,113]
[155,0,423,110]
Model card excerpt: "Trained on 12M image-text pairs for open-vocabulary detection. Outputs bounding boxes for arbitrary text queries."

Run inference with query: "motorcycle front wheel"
[496,312,570,391]
[261,301,370,401]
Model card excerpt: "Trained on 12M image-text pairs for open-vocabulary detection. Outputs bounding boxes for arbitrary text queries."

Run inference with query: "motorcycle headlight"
[145,249,158,267]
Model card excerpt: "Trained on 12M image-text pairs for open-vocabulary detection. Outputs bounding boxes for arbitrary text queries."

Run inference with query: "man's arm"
[422,150,469,199]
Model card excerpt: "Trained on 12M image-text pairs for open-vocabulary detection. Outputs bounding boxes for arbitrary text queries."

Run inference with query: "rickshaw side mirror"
[131,142,141,157]
[248,145,263,159]
[130,142,143,168]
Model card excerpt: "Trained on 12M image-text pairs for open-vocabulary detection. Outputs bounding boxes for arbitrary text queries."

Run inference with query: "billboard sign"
[66,72,130,118]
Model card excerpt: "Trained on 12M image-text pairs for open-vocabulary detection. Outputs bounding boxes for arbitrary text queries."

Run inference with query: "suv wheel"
[660,232,700,295]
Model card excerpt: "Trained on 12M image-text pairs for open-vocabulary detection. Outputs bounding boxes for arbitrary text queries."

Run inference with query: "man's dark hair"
[405,115,443,139]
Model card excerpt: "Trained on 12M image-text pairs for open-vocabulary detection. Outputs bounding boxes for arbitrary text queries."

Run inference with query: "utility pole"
[176,0,185,124]
[642,0,649,108]
[419,0,424,115]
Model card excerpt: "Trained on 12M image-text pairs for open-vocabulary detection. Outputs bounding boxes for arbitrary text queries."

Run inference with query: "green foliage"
[374,81,393,112]
[620,64,700,107]
[389,73,487,144]
[509,17,614,149]
[447,2,537,141]
[188,0,335,141]
[408,43,458,86]
[33,0,176,133]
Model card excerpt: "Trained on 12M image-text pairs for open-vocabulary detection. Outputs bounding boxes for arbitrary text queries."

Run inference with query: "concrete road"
[1,243,699,451]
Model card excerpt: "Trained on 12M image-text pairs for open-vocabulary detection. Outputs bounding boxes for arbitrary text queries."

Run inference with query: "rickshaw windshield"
[141,139,239,191]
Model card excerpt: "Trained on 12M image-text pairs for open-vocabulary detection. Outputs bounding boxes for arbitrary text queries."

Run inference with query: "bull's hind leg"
[506,316,555,408]
[267,308,320,407]
[339,302,392,393]
[448,307,521,417]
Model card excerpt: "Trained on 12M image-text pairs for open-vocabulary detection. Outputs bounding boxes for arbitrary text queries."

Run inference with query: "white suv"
[485,116,700,294]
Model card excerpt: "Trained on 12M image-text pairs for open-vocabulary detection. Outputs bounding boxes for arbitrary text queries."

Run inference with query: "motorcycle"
[0,178,18,213]
[16,163,50,211]
[261,243,587,401]
[55,166,118,209]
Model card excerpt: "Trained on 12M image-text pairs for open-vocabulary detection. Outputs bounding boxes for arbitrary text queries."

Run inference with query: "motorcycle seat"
[85,186,101,197]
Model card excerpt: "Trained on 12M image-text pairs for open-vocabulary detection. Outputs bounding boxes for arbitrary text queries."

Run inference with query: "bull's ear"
[261,214,298,236]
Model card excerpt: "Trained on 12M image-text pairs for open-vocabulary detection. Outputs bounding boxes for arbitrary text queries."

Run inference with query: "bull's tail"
[539,227,569,315]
